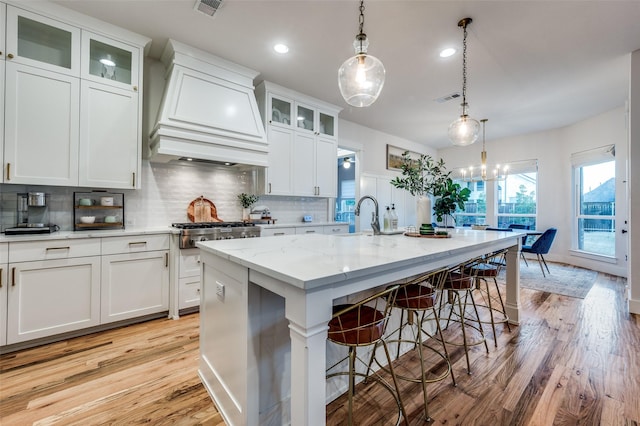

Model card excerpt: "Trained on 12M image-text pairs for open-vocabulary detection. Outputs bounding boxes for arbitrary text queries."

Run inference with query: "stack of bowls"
[419,223,435,236]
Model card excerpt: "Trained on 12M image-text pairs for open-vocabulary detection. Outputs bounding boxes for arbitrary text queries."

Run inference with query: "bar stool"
[465,249,511,347]
[367,268,456,422]
[326,284,409,426]
[439,258,489,374]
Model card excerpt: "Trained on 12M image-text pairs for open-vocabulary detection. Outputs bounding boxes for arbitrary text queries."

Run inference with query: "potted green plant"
[390,152,449,226]
[432,178,471,231]
[237,193,259,221]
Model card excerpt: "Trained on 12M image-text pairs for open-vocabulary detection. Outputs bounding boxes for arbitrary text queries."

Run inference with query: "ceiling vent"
[194,0,222,17]
[435,92,461,104]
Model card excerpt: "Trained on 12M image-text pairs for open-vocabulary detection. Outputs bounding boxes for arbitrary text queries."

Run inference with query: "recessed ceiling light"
[274,44,289,54]
[439,47,456,58]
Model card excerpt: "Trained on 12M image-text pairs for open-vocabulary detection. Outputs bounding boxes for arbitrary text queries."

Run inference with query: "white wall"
[439,107,628,277]
[628,49,640,314]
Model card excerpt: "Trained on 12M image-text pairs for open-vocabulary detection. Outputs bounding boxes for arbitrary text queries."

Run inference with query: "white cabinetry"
[177,248,201,312]
[360,173,417,232]
[2,3,148,188]
[6,239,101,344]
[324,224,349,235]
[256,81,341,197]
[101,235,169,324]
[4,61,80,185]
[0,3,5,175]
[0,243,7,346]
[295,226,323,235]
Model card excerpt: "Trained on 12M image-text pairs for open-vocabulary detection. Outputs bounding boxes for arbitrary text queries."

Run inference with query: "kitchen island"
[197,229,522,425]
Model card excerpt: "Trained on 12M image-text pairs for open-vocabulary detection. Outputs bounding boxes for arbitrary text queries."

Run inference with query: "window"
[496,161,537,229]
[454,180,486,226]
[572,145,615,257]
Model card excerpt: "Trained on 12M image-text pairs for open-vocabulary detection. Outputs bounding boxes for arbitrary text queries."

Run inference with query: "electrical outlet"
[216,282,225,301]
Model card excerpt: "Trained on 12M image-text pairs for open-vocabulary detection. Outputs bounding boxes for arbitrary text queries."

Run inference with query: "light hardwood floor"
[1,272,637,425]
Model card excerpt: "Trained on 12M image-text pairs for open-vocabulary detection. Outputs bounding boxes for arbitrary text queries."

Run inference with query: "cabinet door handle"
[268,183,272,194]
[6,163,10,181]
[12,268,16,287]
[0,268,3,288]
[129,241,147,246]
[46,246,70,251]
[133,86,138,92]
[132,172,136,187]
[7,53,14,59]
[165,253,168,267]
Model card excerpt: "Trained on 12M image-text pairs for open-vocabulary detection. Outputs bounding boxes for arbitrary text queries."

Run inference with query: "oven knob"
[200,236,207,242]
[189,239,195,246]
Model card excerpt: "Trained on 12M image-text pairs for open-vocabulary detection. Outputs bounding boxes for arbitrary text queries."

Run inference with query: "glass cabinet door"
[269,95,292,126]
[82,32,139,91]
[296,104,315,132]
[6,6,80,76]
[319,112,335,137]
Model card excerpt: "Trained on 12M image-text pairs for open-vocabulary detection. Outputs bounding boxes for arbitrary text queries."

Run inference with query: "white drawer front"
[261,227,296,237]
[0,243,8,263]
[102,234,170,255]
[179,276,201,309]
[324,224,349,234]
[295,226,323,235]
[179,249,201,278]
[9,239,101,262]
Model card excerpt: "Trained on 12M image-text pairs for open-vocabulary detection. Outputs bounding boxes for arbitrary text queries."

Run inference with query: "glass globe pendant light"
[448,17,480,146]
[338,0,385,107]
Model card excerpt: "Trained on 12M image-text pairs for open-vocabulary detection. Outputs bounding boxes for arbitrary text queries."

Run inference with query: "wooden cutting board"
[187,197,222,222]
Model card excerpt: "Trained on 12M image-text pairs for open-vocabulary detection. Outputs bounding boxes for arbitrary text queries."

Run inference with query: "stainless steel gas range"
[170,222,261,318]
[172,222,261,249]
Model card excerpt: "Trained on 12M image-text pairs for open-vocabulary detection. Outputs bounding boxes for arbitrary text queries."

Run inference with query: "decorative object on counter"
[74,191,125,230]
[188,196,222,223]
[448,17,480,147]
[390,152,449,227]
[432,178,471,232]
[238,193,259,221]
[338,0,385,107]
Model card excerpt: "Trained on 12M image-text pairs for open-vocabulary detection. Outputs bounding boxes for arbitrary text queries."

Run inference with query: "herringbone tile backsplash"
[0,161,330,231]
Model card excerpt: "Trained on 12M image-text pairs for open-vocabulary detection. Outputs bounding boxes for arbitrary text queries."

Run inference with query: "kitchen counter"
[256,221,348,229]
[0,227,175,243]
[196,229,522,425]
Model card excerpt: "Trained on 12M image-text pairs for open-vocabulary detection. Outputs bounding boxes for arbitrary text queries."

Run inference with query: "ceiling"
[51,0,640,149]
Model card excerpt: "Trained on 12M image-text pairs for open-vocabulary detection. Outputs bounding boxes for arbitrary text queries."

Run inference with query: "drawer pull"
[274,232,286,236]
[305,230,316,233]
[128,241,147,246]
[12,267,16,287]
[46,246,70,251]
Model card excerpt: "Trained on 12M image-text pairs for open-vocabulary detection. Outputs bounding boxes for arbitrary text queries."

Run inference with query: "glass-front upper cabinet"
[296,103,315,133]
[268,93,292,127]
[5,6,80,76]
[81,31,139,91]
[318,111,335,138]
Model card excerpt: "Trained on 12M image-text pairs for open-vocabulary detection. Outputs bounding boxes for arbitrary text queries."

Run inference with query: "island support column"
[504,243,521,324]
[286,287,332,426]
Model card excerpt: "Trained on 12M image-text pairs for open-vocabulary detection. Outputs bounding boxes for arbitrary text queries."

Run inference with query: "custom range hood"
[149,39,268,167]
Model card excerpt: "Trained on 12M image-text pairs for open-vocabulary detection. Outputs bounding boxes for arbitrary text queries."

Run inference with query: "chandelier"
[338,0,385,107]
[458,119,508,182]
[448,17,480,146]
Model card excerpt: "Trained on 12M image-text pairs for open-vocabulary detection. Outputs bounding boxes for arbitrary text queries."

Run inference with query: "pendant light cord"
[461,21,468,116]
[358,0,365,35]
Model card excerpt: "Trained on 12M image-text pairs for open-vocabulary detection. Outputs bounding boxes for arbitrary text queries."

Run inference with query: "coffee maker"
[4,192,59,235]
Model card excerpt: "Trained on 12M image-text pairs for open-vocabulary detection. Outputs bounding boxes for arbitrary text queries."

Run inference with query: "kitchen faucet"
[354,195,381,235]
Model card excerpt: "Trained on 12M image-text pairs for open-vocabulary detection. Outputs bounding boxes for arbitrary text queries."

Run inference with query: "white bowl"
[80,216,96,224]
[100,197,114,206]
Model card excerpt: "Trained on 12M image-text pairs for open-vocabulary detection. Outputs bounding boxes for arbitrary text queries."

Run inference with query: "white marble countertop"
[0,227,175,243]
[197,228,520,290]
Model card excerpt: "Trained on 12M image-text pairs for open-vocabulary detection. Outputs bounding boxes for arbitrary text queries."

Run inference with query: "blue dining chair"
[521,228,557,277]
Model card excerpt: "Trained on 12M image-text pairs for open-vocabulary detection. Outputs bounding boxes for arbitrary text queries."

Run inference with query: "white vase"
[242,207,250,221]
[416,195,432,227]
